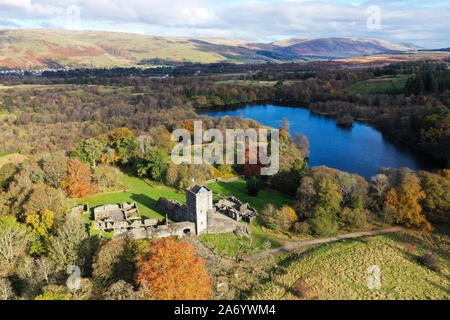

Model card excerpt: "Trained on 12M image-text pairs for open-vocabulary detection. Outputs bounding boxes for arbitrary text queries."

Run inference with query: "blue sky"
[0,0,449,48]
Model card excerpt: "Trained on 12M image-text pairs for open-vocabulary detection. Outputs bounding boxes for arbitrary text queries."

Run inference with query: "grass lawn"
[250,231,450,300]
[208,179,293,211]
[343,74,410,95]
[79,172,185,220]
[200,225,283,257]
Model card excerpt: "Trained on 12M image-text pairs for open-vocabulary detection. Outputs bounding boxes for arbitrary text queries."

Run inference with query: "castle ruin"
[88,184,256,241]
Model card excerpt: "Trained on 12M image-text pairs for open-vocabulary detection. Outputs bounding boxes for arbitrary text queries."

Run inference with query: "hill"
[250,231,449,300]
[0,29,422,69]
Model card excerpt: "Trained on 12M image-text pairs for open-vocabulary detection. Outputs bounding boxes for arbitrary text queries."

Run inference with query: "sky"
[0,0,449,48]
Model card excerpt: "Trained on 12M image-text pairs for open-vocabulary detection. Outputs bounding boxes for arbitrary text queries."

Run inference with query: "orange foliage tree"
[111,127,133,142]
[61,158,99,198]
[182,120,195,136]
[385,175,432,232]
[135,238,211,300]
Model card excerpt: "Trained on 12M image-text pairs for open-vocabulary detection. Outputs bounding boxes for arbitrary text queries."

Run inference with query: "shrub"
[405,243,415,254]
[418,253,440,272]
[293,221,311,235]
[309,208,338,237]
[361,236,372,244]
[340,207,367,229]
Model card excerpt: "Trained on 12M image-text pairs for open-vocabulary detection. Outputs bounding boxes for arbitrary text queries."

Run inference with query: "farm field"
[343,74,410,95]
[250,231,450,300]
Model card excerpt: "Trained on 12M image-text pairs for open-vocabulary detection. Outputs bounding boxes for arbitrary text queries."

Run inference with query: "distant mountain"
[0,29,421,69]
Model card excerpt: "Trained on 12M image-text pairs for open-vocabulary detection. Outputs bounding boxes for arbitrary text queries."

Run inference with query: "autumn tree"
[111,127,133,142]
[417,170,450,224]
[112,135,138,166]
[260,204,297,232]
[39,152,68,188]
[242,147,262,176]
[92,239,134,287]
[21,183,66,218]
[309,178,342,236]
[385,175,432,232]
[135,238,211,300]
[62,158,98,198]
[25,209,55,255]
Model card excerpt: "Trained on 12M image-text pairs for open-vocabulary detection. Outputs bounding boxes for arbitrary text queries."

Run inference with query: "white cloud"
[0,0,448,48]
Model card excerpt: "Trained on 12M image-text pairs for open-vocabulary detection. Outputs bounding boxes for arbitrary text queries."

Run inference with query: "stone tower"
[186,185,212,235]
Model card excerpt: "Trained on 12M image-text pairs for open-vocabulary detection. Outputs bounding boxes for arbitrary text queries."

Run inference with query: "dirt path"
[246,226,406,261]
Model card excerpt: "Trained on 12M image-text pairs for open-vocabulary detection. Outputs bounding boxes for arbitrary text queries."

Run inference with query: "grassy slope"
[0,29,230,68]
[250,231,450,300]
[1,29,433,69]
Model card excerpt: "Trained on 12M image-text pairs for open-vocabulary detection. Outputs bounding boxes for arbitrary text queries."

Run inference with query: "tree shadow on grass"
[130,193,165,216]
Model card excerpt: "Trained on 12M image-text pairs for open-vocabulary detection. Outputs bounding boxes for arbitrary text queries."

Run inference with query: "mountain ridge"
[0,29,423,69]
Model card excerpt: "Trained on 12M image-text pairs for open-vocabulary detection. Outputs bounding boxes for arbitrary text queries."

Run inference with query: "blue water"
[200,104,441,178]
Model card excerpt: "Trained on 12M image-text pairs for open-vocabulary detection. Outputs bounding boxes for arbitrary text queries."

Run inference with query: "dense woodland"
[0,60,448,300]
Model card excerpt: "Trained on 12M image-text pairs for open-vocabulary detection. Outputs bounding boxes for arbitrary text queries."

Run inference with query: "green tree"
[246,176,263,196]
[136,148,168,181]
[112,135,138,166]
[73,138,105,168]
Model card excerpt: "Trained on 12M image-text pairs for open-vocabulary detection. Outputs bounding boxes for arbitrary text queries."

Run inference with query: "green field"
[250,231,450,300]
[343,74,410,95]
[214,80,278,87]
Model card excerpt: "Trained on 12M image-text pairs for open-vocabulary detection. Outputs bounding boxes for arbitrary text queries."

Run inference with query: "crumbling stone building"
[214,196,257,223]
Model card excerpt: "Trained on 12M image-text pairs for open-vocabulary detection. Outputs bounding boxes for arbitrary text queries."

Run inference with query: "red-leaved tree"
[61,158,99,198]
[135,238,211,300]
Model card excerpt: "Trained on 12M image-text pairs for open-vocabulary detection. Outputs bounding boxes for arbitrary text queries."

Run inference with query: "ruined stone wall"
[207,212,250,235]
[114,222,196,240]
[156,197,192,222]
